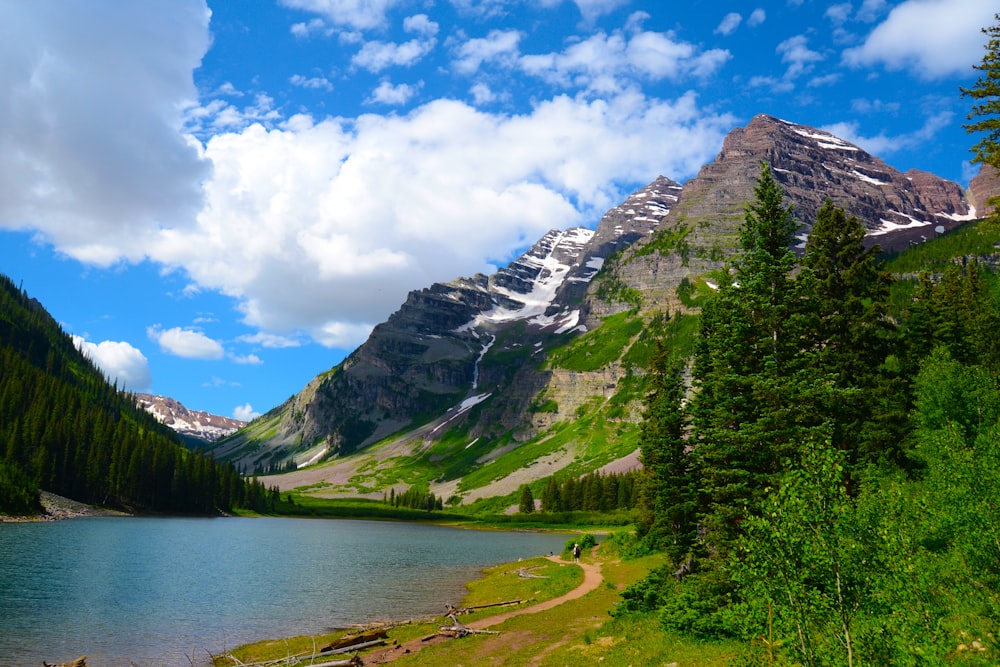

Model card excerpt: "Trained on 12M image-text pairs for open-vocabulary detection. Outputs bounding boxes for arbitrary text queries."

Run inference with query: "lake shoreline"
[0,491,127,523]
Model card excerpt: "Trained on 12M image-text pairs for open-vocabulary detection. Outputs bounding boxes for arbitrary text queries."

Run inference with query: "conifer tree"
[518,484,535,513]
[800,200,903,466]
[691,162,813,549]
[639,342,697,562]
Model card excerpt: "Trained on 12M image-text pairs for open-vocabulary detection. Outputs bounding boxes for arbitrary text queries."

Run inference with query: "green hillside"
[0,274,272,516]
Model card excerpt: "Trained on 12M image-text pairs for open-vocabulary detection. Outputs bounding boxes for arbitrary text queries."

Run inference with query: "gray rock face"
[594,115,979,318]
[672,114,972,252]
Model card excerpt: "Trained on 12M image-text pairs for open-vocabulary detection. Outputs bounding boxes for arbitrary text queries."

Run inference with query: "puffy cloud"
[231,353,263,365]
[470,82,497,105]
[290,74,334,91]
[569,0,630,23]
[236,332,303,349]
[403,14,439,37]
[149,93,734,347]
[2,1,737,356]
[233,403,261,421]
[0,1,210,265]
[842,0,996,79]
[747,9,766,27]
[821,110,954,157]
[72,336,153,392]
[352,36,437,72]
[367,79,421,105]
[520,27,730,91]
[290,18,332,38]
[716,12,742,36]
[453,30,523,75]
[147,325,225,359]
[778,35,823,80]
[279,0,401,31]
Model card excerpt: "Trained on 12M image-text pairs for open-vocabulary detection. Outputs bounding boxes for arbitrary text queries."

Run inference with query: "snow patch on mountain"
[459,227,596,332]
[135,393,245,441]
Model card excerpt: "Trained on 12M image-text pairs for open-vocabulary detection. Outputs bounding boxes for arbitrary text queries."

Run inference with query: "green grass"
[547,309,644,371]
[636,223,693,263]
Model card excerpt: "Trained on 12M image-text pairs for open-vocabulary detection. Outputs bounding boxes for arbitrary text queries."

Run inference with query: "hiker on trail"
[573,543,581,561]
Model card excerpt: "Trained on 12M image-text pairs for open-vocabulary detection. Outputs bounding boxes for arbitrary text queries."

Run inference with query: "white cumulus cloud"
[148,325,225,359]
[72,336,153,392]
[0,1,211,266]
[280,0,401,30]
[842,0,996,80]
[148,92,734,348]
[233,403,261,421]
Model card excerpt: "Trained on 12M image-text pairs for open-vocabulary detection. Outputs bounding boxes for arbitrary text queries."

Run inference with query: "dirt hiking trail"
[361,554,603,665]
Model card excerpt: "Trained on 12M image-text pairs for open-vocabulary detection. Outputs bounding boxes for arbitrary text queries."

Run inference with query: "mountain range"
[134,393,245,443]
[195,114,999,505]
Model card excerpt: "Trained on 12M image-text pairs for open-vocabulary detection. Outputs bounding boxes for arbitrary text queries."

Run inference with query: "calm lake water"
[0,517,567,667]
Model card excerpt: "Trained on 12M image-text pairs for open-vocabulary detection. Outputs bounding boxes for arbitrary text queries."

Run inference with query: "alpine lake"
[0,516,568,667]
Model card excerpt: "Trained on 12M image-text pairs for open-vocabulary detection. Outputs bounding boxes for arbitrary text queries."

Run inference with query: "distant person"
[573,543,581,561]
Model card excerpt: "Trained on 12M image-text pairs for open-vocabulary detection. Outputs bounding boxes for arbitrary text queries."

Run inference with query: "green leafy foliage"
[962,14,1000,174]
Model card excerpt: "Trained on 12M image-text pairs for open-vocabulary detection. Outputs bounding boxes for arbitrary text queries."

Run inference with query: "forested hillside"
[0,274,272,515]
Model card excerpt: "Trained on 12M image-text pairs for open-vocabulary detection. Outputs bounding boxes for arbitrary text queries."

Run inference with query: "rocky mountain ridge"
[212,114,991,499]
[134,393,244,442]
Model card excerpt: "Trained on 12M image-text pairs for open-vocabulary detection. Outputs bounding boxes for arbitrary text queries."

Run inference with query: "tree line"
[516,470,641,514]
[0,274,274,515]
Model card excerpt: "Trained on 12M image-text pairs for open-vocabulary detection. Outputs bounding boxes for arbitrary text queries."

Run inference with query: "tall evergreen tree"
[639,342,697,562]
[800,199,903,467]
[691,163,814,550]
[518,484,535,513]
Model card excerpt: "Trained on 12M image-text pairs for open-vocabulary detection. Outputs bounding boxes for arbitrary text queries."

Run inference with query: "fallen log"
[440,613,500,637]
[323,639,386,656]
[320,629,387,653]
[446,598,531,615]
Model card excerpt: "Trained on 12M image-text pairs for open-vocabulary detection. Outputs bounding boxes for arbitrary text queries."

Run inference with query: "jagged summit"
[134,393,244,442]
[715,115,974,248]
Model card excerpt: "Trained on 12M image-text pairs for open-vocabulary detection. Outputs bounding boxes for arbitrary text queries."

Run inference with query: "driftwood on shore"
[420,613,500,641]
[504,565,548,579]
[445,598,531,616]
[320,629,387,653]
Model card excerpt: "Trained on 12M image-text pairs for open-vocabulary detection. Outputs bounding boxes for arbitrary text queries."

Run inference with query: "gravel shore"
[0,491,126,522]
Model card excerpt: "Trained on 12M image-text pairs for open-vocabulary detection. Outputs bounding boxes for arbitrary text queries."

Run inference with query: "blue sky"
[0,0,994,420]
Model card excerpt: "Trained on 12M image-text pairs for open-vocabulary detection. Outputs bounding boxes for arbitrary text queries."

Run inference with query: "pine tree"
[691,162,812,550]
[962,14,1000,220]
[639,343,698,562]
[541,476,562,512]
[800,199,903,467]
[518,484,535,514]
